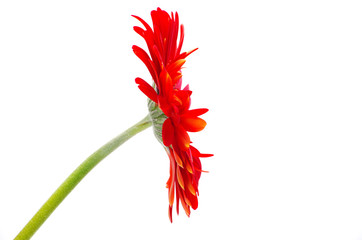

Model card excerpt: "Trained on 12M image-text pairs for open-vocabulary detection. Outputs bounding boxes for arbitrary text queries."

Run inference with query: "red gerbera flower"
[132,8,212,222]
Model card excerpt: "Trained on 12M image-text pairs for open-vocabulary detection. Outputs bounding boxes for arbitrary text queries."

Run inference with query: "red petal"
[132,45,158,82]
[152,45,164,69]
[135,78,158,103]
[132,45,150,62]
[190,145,212,158]
[176,188,180,215]
[151,8,170,39]
[175,125,190,150]
[176,166,185,190]
[173,150,183,168]
[181,116,207,132]
[168,205,173,223]
[176,24,184,57]
[185,160,193,174]
[184,108,209,117]
[132,15,154,35]
[133,26,144,37]
[167,59,186,74]
[167,148,176,207]
[172,74,183,87]
[168,182,175,206]
[167,16,179,61]
[187,181,196,196]
[199,153,214,158]
[185,190,198,210]
[177,48,198,60]
[162,118,174,147]
[178,187,190,216]
[176,90,192,112]
[159,69,173,97]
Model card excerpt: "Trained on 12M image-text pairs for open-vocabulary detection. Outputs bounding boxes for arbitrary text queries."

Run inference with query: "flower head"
[132,8,212,222]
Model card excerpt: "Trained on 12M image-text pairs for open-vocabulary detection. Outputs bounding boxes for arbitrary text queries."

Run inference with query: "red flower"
[133,8,212,222]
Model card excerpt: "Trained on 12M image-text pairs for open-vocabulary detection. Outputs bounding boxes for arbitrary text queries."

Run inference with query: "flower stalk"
[14,114,152,240]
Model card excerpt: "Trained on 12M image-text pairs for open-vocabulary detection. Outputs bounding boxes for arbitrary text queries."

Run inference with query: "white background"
[1,0,362,239]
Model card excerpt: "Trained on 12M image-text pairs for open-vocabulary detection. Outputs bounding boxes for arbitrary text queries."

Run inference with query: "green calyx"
[148,99,167,145]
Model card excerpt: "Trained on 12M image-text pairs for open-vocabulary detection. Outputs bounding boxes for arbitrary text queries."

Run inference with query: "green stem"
[14,115,152,240]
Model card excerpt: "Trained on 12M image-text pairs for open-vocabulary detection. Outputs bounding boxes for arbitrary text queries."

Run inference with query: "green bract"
[147,99,167,146]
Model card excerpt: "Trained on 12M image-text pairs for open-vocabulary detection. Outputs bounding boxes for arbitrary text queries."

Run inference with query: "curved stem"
[14,115,152,240]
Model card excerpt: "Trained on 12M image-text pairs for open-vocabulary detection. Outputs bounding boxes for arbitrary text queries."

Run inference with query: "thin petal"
[199,153,214,158]
[175,125,190,150]
[176,166,185,190]
[162,118,174,147]
[173,150,183,168]
[168,205,173,223]
[177,48,198,60]
[185,190,198,210]
[172,74,183,88]
[167,59,186,74]
[151,8,170,39]
[133,26,144,37]
[167,148,176,208]
[187,181,196,196]
[184,108,209,117]
[132,15,154,35]
[159,69,173,96]
[185,160,193,174]
[176,24,184,57]
[135,78,158,103]
[181,116,207,132]
[152,45,164,68]
[168,182,175,206]
[132,45,158,82]
[176,188,180,215]
[177,187,190,216]
[176,90,192,113]
[190,145,214,158]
